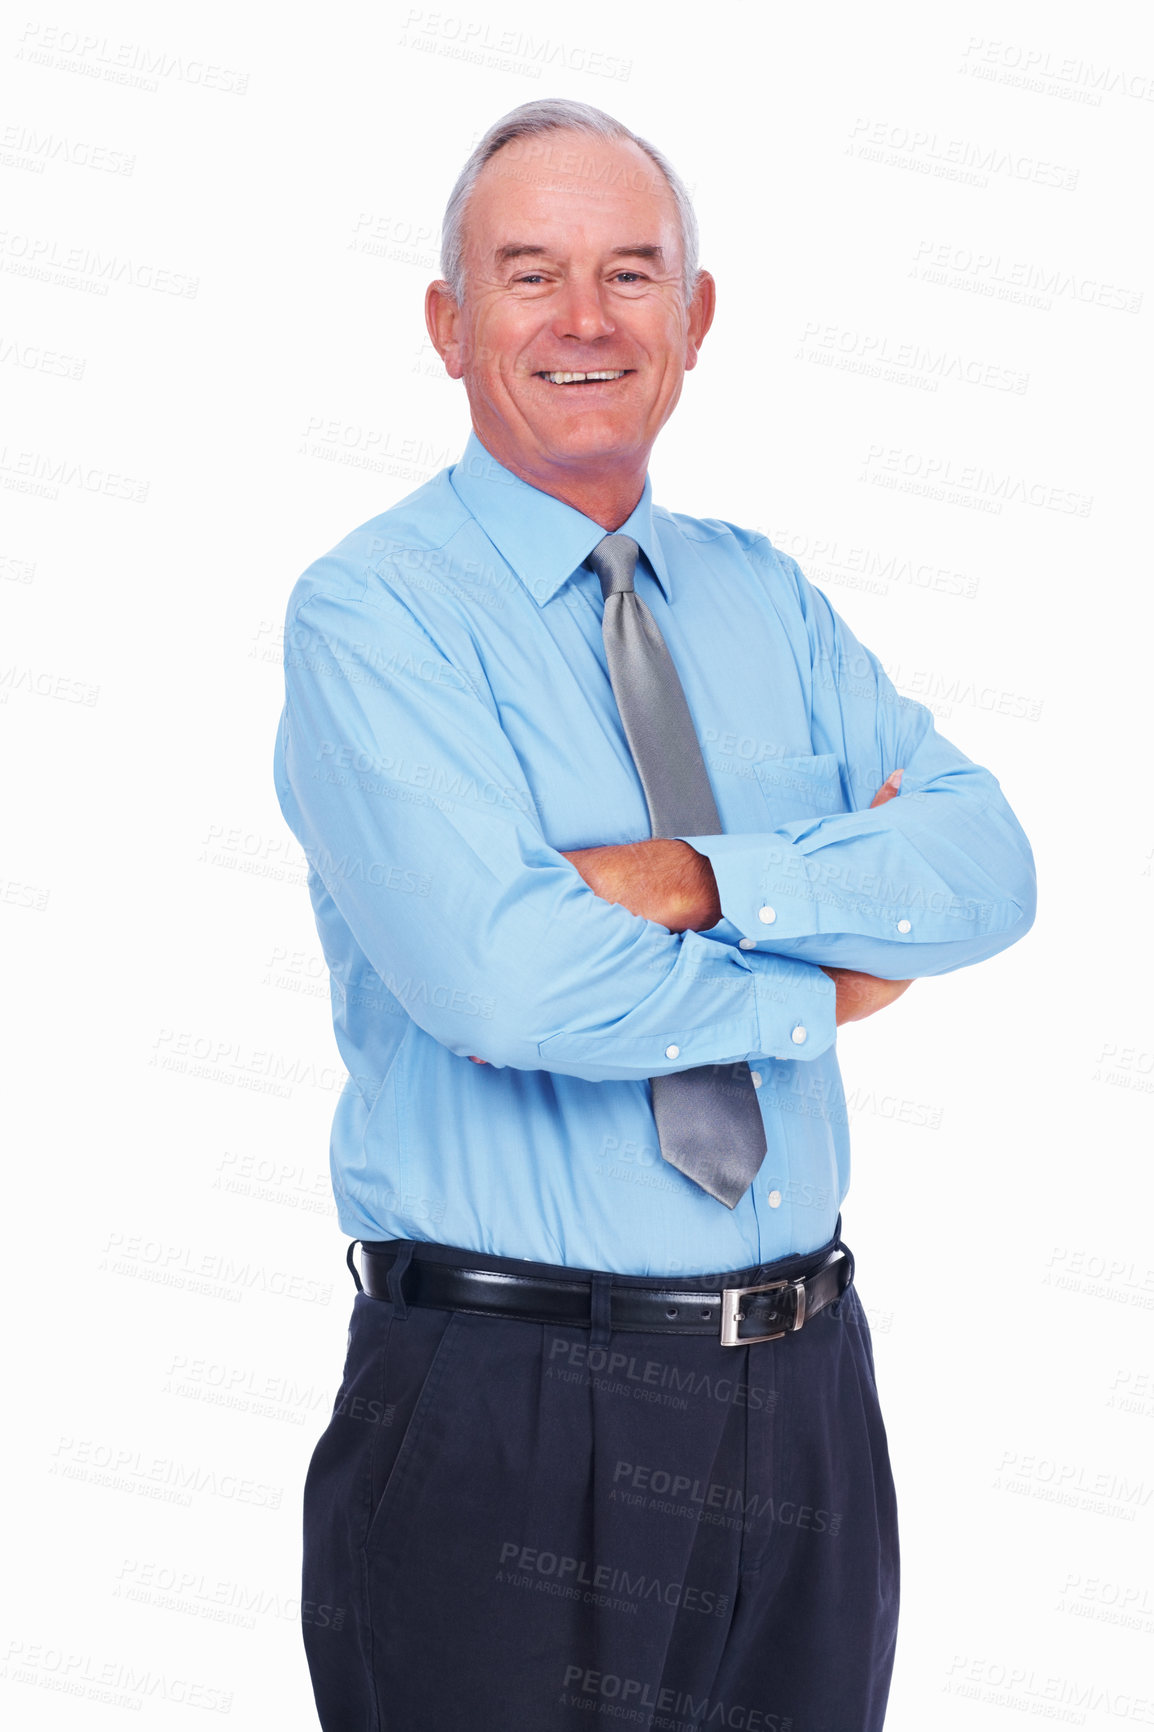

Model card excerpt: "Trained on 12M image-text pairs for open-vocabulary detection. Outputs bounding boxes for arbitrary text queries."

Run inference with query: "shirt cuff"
[746,949,837,1061]
[678,833,822,946]
[532,940,836,1078]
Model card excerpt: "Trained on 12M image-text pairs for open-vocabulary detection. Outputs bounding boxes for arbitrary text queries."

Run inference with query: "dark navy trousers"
[301,1231,899,1731]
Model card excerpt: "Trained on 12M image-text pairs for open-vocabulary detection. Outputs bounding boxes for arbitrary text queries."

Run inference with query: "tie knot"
[587,533,639,600]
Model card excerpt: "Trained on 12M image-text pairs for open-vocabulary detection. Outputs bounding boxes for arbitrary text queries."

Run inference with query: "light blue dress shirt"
[273,432,1036,1276]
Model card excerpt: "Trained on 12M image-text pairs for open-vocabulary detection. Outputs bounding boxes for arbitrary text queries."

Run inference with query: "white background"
[3,0,1152,1725]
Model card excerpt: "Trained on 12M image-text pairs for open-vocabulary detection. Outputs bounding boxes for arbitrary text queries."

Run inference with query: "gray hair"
[440,99,700,302]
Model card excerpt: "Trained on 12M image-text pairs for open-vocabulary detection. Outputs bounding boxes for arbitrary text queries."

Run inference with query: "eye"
[612,271,646,283]
[514,273,548,285]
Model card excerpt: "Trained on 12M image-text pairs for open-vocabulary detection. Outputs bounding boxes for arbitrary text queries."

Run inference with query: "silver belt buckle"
[720,1276,807,1347]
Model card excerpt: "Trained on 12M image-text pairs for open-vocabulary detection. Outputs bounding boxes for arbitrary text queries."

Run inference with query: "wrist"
[674,841,721,930]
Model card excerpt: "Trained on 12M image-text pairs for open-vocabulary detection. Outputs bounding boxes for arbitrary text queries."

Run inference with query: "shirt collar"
[448,431,672,606]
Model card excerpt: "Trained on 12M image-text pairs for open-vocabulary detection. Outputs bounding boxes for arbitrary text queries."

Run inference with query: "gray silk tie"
[588,533,767,1209]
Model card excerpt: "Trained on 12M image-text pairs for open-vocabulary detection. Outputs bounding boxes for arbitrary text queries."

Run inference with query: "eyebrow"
[494,243,668,268]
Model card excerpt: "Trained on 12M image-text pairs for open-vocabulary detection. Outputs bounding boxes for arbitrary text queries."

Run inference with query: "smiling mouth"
[534,369,632,385]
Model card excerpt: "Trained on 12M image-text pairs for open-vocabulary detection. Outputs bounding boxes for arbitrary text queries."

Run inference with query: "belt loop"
[589,1273,612,1347]
[831,1218,854,1316]
[388,1242,415,1320]
[345,1239,364,1293]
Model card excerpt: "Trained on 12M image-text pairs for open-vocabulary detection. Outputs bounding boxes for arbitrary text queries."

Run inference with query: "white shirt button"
[767,1189,782,1208]
[665,1044,680,1060]
[750,1070,762,1088]
[757,905,777,925]
[738,938,756,950]
[897,918,911,934]
[791,1026,808,1045]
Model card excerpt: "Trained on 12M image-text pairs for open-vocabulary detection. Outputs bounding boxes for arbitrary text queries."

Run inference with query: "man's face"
[427,129,714,502]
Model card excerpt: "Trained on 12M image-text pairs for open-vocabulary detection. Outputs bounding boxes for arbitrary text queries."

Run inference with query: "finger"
[468,1055,488,1064]
[869,768,904,808]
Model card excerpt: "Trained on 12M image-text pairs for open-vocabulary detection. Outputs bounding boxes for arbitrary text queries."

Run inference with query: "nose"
[549,273,616,343]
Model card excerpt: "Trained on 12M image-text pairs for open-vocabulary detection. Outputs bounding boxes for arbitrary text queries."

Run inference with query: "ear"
[425,280,464,380]
[683,270,716,372]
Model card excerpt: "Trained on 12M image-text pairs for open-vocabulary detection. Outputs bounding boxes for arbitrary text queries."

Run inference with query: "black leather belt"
[351,1242,852,1348]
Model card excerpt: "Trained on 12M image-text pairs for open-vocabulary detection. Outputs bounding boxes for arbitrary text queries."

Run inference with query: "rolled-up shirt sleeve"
[275,569,837,1081]
[677,551,1037,980]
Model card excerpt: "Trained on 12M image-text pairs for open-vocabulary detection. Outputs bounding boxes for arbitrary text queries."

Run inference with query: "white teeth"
[541,370,627,384]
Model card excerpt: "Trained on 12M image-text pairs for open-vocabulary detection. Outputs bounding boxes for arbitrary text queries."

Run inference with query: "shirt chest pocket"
[751,753,845,830]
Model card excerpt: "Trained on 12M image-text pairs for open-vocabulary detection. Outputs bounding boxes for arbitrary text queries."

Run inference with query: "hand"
[819,967,913,1025]
[870,767,904,807]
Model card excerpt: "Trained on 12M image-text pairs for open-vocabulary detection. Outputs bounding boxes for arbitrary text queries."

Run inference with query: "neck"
[472,432,647,531]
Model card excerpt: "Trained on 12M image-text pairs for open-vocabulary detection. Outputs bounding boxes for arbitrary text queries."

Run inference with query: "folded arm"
[559,775,913,1027]
[275,576,837,1082]
[674,551,1037,980]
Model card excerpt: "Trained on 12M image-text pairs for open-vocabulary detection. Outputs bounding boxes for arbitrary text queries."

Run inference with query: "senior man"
[275,99,1035,1731]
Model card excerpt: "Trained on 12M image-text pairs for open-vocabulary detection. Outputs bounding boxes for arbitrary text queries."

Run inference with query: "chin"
[538,418,641,462]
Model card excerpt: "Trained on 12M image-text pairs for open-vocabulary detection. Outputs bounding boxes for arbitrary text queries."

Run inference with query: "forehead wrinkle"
[492,241,670,269]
